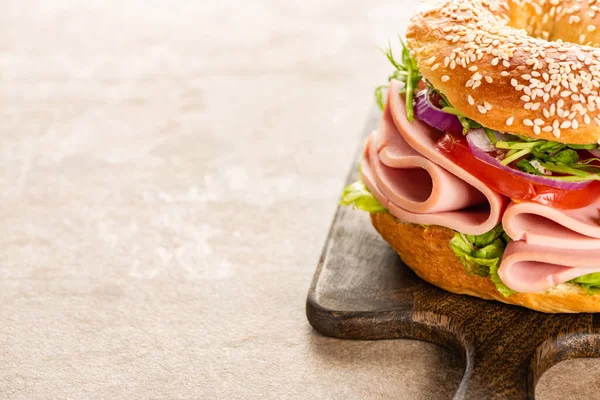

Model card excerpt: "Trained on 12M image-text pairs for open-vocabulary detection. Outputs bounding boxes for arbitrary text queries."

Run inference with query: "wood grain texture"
[306,112,600,399]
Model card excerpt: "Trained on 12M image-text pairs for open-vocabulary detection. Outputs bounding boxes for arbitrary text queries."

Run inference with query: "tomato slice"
[435,133,600,209]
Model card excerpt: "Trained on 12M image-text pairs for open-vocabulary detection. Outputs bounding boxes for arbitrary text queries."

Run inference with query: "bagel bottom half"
[371,212,600,313]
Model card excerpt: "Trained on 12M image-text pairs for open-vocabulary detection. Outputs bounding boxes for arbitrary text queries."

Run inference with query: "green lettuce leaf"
[490,261,517,297]
[571,273,600,295]
[465,225,505,248]
[463,255,494,277]
[473,238,505,259]
[449,234,488,276]
[450,227,515,296]
[449,233,473,255]
[339,181,387,213]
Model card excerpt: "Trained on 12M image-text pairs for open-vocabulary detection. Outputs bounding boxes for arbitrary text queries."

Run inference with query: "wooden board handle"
[308,301,600,399]
[306,113,600,398]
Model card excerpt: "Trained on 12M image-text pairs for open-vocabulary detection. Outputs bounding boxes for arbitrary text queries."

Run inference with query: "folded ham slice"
[503,200,600,250]
[360,80,600,293]
[499,200,600,291]
[499,241,600,292]
[361,80,508,235]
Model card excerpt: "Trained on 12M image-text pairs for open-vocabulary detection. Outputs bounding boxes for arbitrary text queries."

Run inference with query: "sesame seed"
[553,128,561,138]
[409,1,600,139]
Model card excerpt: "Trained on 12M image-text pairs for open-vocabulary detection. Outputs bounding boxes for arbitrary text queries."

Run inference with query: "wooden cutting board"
[306,112,600,399]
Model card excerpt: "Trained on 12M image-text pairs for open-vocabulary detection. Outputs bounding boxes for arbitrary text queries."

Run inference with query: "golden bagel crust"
[406,0,600,144]
[371,212,600,313]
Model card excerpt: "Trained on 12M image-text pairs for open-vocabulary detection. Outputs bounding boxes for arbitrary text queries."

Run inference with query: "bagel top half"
[407,0,600,144]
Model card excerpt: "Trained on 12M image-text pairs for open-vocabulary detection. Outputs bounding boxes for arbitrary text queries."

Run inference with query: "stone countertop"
[2,1,600,399]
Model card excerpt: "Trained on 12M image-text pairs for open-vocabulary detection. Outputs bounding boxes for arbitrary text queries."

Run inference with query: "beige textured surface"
[0,1,598,399]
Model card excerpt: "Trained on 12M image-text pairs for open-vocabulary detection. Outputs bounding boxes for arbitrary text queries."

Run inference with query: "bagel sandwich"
[341,0,600,313]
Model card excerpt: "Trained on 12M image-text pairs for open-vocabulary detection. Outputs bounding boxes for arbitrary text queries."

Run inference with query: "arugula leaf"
[536,141,564,154]
[515,159,543,175]
[540,162,591,178]
[484,128,497,145]
[568,144,597,150]
[339,181,387,213]
[550,149,579,165]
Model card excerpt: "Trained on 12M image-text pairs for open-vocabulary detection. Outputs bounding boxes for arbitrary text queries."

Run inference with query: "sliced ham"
[358,79,600,294]
[499,200,600,292]
[373,106,487,213]
[499,241,600,292]
[360,134,390,208]
[360,80,508,235]
[503,200,600,250]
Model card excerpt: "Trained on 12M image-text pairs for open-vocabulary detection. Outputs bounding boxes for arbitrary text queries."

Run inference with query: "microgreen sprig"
[376,36,422,121]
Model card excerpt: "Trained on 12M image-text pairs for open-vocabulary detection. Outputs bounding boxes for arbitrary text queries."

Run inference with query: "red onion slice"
[466,131,591,190]
[589,148,600,158]
[466,128,512,152]
[413,90,463,135]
